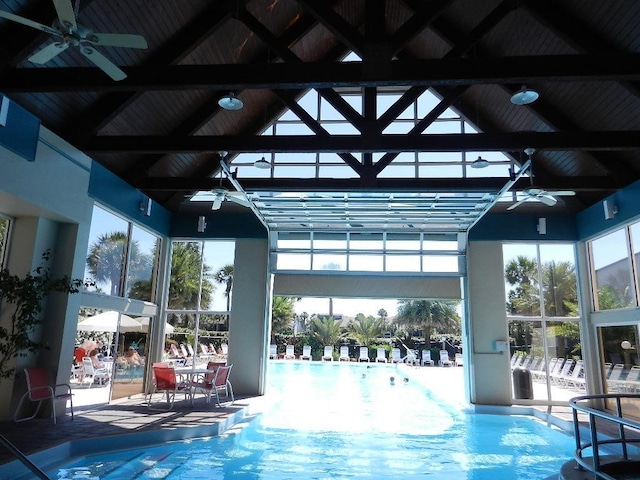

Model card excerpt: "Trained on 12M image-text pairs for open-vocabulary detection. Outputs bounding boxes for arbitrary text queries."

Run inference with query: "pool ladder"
[567,393,640,480]
[0,433,50,479]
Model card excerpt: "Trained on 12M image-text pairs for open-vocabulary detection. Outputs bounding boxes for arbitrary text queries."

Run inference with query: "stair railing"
[0,433,50,479]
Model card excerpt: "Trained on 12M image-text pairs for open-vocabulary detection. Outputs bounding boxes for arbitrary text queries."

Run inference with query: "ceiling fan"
[189,153,253,210]
[0,0,148,81]
[507,148,576,211]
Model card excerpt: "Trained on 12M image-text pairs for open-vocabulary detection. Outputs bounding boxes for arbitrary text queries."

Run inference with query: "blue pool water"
[52,362,575,479]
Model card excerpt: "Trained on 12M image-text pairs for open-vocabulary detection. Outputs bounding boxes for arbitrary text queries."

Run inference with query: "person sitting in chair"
[125,346,142,367]
[89,349,105,369]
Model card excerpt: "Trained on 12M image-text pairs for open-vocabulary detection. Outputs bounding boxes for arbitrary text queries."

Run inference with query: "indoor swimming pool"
[51,362,574,479]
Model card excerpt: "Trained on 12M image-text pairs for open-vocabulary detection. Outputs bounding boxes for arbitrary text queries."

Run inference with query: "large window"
[589,224,639,311]
[84,205,161,302]
[504,243,582,403]
[0,214,10,268]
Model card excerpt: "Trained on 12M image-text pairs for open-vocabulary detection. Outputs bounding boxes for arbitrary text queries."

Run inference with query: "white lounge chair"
[338,346,350,362]
[359,346,370,362]
[375,347,387,363]
[455,353,464,367]
[439,350,453,367]
[284,345,295,360]
[421,349,434,366]
[300,345,312,361]
[269,344,278,359]
[321,346,334,361]
[391,347,402,363]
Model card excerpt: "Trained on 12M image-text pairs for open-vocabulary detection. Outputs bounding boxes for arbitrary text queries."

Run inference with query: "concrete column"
[467,241,512,405]
[228,238,271,396]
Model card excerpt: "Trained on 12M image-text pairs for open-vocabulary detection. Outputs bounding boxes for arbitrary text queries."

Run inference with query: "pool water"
[52,362,575,479]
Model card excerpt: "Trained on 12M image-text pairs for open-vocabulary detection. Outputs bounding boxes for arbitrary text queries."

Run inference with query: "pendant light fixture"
[510,85,539,105]
[470,156,489,169]
[254,155,271,169]
[218,92,244,111]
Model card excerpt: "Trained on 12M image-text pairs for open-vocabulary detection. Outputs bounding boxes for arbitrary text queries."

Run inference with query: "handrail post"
[0,433,51,479]
[615,396,629,460]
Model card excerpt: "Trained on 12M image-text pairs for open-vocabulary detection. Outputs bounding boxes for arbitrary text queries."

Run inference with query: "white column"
[228,238,271,396]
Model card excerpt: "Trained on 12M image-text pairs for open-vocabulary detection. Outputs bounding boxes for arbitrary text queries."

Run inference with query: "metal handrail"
[569,393,640,480]
[0,433,50,479]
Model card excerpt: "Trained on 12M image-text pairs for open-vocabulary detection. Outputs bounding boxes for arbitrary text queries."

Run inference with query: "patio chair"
[439,350,453,367]
[321,346,334,361]
[148,365,191,410]
[551,358,574,385]
[192,363,235,406]
[621,365,640,393]
[421,349,434,366]
[81,357,111,387]
[221,343,229,357]
[391,348,402,363]
[455,353,464,367]
[269,344,278,359]
[358,346,370,362]
[300,345,312,361]
[14,367,74,425]
[375,347,387,363]
[562,359,586,389]
[284,345,295,360]
[338,346,350,362]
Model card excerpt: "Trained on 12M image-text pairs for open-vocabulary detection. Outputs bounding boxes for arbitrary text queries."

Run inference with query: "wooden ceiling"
[0,0,639,228]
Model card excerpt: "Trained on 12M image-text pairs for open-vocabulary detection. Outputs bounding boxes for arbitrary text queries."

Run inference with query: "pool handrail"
[0,433,50,479]
[569,393,640,480]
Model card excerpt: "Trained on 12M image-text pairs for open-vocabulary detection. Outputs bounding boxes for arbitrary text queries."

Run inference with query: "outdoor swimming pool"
[51,362,575,479]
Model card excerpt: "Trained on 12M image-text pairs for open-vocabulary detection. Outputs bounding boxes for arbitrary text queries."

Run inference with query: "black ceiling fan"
[0,0,148,80]
[507,148,576,211]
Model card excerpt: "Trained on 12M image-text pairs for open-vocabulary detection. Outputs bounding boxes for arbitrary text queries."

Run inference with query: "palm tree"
[377,308,388,321]
[167,242,214,310]
[505,255,540,315]
[271,296,296,340]
[309,316,342,347]
[395,300,460,341]
[214,264,234,312]
[542,260,578,316]
[348,314,386,346]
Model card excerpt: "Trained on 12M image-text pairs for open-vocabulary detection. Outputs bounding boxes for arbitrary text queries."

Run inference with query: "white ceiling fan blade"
[211,194,223,210]
[0,10,59,35]
[28,42,68,63]
[52,0,77,30]
[552,191,576,197]
[538,195,558,207]
[88,33,148,49]
[227,193,252,208]
[80,46,126,81]
[507,198,529,211]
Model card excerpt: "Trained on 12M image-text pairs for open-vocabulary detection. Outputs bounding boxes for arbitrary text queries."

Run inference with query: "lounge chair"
[621,366,640,393]
[551,358,574,385]
[284,345,295,360]
[607,363,627,392]
[81,357,111,387]
[404,349,418,365]
[148,365,191,410]
[375,348,387,363]
[338,346,350,362]
[562,359,586,389]
[358,346,370,362]
[454,353,464,367]
[321,346,334,361]
[301,345,312,361]
[269,344,278,359]
[439,350,453,367]
[192,363,234,406]
[14,367,74,425]
[220,343,229,358]
[391,347,402,363]
[421,349,434,366]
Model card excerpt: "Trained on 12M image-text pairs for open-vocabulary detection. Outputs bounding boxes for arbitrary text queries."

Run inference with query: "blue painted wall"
[88,162,172,235]
[0,95,39,161]
[171,212,267,239]
[470,213,577,241]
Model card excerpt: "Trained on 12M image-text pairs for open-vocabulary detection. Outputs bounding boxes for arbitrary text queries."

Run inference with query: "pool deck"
[0,362,594,475]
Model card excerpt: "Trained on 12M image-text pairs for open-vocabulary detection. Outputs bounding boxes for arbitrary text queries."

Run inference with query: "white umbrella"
[136,317,175,334]
[77,311,143,333]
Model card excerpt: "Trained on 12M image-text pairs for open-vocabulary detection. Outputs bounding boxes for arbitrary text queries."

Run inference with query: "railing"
[0,433,50,479]
[569,393,640,480]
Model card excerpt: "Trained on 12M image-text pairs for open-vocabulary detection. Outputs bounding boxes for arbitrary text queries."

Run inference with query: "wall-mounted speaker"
[0,96,9,127]
[197,215,207,233]
[603,199,617,220]
[537,217,546,235]
[140,197,152,217]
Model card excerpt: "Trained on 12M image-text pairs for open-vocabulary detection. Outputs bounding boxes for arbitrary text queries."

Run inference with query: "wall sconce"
[197,215,207,233]
[140,197,152,217]
[603,199,618,220]
[537,217,546,235]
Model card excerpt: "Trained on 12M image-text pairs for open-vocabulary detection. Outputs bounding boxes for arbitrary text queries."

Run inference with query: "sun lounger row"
[512,354,587,390]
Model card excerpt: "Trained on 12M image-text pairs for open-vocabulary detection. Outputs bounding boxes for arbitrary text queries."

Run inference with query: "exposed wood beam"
[391,0,454,54]
[86,132,640,154]
[137,176,616,192]
[3,55,639,93]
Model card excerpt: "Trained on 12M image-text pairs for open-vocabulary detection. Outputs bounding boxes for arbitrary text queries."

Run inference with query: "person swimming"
[390,376,395,385]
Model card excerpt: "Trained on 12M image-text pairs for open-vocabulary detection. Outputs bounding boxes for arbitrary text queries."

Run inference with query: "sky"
[293,297,400,318]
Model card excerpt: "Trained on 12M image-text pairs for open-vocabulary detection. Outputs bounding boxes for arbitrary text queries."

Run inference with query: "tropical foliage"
[309,316,342,347]
[347,314,386,346]
[395,299,460,340]
[270,296,296,340]
[167,242,214,310]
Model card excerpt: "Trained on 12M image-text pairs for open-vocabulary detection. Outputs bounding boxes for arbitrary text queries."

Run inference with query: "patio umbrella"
[77,311,143,333]
[136,317,175,334]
